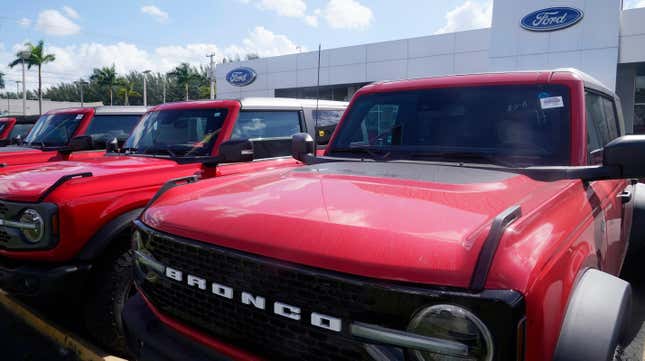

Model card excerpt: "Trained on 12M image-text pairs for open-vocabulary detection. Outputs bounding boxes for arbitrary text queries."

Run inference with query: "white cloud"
[141,5,169,23]
[36,9,81,36]
[225,26,302,58]
[62,6,79,19]
[435,0,492,34]
[257,0,306,17]
[322,0,374,30]
[304,14,319,27]
[18,18,32,27]
[624,0,645,9]
[0,27,301,90]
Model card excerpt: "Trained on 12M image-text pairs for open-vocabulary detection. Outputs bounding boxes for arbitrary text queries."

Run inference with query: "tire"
[83,248,135,356]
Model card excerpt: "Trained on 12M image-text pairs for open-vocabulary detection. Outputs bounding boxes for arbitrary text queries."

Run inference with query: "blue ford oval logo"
[226,67,257,87]
[521,7,583,32]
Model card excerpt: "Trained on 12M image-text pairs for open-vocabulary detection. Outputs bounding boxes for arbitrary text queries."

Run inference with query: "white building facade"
[216,0,645,132]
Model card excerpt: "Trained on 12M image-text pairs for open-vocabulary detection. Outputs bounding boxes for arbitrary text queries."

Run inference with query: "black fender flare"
[553,268,631,361]
[76,208,144,261]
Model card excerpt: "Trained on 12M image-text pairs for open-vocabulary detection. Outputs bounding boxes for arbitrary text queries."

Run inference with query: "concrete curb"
[0,291,127,361]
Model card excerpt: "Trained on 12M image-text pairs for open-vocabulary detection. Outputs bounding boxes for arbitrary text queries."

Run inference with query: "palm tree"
[90,65,118,105]
[168,63,198,101]
[116,77,141,105]
[0,72,4,90]
[9,41,56,115]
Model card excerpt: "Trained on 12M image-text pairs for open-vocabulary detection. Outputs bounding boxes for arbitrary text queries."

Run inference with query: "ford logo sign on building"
[521,7,584,32]
[226,67,257,87]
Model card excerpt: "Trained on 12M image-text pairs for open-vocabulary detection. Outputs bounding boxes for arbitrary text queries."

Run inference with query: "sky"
[0,0,644,91]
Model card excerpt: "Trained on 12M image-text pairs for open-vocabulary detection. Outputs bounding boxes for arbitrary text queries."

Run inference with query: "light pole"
[206,53,216,100]
[142,70,151,107]
[162,74,166,104]
[19,50,30,116]
[75,80,88,107]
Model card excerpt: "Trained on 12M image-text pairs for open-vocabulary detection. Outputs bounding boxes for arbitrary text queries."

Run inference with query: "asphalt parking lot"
[1,275,645,361]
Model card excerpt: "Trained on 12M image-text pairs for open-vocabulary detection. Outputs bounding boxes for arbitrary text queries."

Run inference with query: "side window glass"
[231,111,302,140]
[601,97,619,139]
[586,92,611,164]
[231,111,302,159]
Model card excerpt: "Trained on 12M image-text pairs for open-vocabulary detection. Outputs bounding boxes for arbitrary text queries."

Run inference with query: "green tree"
[167,63,199,101]
[90,65,118,105]
[0,72,5,90]
[116,77,141,105]
[9,41,56,114]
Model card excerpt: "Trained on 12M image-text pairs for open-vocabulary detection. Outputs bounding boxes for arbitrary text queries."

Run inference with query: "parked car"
[125,69,642,361]
[0,98,347,355]
[0,106,146,167]
[0,117,35,146]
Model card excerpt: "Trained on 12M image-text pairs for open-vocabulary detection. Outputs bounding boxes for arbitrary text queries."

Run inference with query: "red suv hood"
[0,156,181,202]
[143,161,573,288]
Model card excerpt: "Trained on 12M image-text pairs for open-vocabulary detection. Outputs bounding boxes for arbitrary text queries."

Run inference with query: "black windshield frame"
[328,85,572,167]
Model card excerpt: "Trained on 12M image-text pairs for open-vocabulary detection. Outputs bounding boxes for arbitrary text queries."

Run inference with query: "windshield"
[24,113,84,147]
[123,108,228,157]
[0,122,6,134]
[9,124,32,139]
[329,85,571,166]
[85,114,142,144]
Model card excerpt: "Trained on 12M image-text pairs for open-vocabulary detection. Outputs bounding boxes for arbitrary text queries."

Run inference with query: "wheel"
[83,248,136,356]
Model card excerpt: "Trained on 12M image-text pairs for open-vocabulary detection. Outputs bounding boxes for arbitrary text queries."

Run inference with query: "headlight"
[407,304,493,361]
[19,209,45,243]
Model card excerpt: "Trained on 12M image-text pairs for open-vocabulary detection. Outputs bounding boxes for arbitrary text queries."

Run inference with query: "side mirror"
[12,135,23,146]
[219,140,254,163]
[291,133,314,162]
[67,135,93,152]
[603,135,645,178]
[106,137,119,153]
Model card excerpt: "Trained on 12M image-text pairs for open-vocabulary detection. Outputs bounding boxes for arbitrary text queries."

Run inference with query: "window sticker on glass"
[75,114,84,120]
[540,96,564,110]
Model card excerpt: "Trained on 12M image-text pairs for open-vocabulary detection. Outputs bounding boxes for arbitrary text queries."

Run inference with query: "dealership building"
[216,0,645,132]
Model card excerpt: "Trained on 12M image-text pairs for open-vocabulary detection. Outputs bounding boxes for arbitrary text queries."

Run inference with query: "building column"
[616,64,637,133]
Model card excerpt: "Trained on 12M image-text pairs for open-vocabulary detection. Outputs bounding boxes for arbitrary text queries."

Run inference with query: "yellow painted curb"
[0,291,128,361]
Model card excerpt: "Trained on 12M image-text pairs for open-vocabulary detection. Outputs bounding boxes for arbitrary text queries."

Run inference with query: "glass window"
[329,85,572,166]
[85,115,142,143]
[0,123,6,134]
[24,113,84,147]
[635,76,645,134]
[9,124,33,139]
[124,108,228,157]
[231,111,301,140]
[602,97,619,137]
[312,110,344,127]
[585,92,620,163]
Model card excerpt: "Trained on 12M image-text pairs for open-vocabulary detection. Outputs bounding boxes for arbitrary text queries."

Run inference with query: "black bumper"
[123,294,232,361]
[0,257,91,296]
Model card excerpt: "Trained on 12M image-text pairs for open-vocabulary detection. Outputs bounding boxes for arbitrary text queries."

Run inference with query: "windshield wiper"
[140,145,178,158]
[330,146,392,161]
[405,151,519,167]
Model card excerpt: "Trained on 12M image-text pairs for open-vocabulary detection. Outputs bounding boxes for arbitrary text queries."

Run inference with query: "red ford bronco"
[0,98,347,354]
[0,106,146,167]
[125,70,644,361]
[0,117,35,147]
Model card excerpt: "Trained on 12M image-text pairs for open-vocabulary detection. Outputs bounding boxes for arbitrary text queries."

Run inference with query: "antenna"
[314,43,321,155]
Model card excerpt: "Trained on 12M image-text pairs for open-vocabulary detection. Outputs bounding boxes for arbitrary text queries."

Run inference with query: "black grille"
[136,223,525,361]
